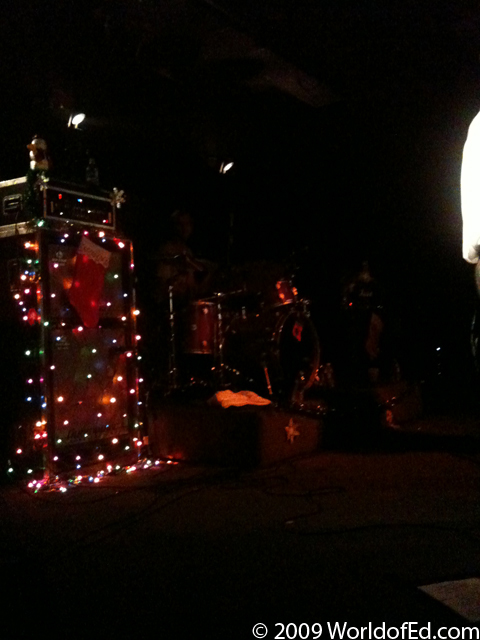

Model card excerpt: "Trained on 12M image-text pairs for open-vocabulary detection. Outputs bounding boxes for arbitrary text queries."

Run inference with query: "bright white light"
[69,113,86,128]
[220,161,234,174]
[461,109,480,262]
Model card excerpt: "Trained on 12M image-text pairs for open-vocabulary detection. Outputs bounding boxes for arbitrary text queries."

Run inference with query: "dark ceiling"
[3,1,480,156]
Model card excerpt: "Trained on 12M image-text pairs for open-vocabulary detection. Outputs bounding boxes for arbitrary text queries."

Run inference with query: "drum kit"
[162,257,321,405]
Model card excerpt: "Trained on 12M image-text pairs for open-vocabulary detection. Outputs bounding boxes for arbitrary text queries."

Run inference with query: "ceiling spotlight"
[68,113,86,129]
[219,161,234,174]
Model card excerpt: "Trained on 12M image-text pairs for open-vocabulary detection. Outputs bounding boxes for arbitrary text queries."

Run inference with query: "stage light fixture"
[219,161,234,174]
[68,113,86,129]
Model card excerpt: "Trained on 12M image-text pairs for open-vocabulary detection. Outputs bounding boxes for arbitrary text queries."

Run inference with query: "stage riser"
[148,406,322,467]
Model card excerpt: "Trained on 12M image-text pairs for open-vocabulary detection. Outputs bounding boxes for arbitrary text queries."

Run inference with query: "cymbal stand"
[214,293,226,388]
[167,284,179,391]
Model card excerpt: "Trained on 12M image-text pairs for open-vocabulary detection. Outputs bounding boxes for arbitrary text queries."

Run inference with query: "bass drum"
[223,306,320,400]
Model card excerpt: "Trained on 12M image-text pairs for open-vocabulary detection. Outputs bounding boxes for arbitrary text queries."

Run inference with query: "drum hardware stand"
[213,293,227,389]
[291,371,306,407]
[261,357,274,396]
[167,283,179,391]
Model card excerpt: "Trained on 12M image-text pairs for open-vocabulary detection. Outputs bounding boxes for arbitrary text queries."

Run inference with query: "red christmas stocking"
[68,237,111,328]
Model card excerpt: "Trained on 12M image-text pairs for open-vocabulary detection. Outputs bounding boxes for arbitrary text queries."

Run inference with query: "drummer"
[156,208,215,304]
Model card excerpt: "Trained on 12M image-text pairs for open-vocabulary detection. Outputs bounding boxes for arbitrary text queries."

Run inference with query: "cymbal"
[157,254,190,264]
[199,289,259,303]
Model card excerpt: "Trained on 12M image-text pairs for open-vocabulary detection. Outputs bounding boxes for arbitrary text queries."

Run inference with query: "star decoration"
[285,418,300,444]
[111,188,126,209]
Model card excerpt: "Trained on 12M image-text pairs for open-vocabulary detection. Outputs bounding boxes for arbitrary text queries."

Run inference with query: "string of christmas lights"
[27,457,179,494]
[5,202,146,488]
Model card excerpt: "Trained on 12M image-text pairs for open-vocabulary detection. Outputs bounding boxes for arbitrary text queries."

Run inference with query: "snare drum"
[183,300,217,354]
